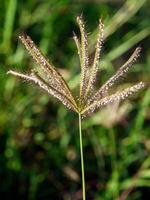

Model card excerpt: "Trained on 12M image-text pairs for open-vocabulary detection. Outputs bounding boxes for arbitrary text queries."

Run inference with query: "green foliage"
[0,0,150,199]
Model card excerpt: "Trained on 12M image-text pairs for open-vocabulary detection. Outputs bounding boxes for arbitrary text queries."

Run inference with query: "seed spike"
[76,15,89,102]
[31,71,78,112]
[81,82,145,117]
[7,70,33,81]
[86,19,104,97]
[19,34,77,107]
[89,47,142,103]
[73,32,82,62]
[7,70,78,112]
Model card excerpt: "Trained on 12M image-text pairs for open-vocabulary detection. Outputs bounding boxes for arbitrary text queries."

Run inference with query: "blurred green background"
[0,0,150,199]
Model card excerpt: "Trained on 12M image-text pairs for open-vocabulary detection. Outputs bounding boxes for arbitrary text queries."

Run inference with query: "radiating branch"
[89,47,141,103]
[76,15,89,101]
[73,32,82,62]
[7,70,78,112]
[81,82,145,117]
[19,34,77,107]
[86,19,104,96]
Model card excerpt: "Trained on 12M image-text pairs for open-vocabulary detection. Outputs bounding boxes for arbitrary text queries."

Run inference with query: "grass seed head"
[7,16,145,118]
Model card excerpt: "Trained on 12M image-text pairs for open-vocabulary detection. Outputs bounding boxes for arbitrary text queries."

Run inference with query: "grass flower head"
[7,15,145,118]
[7,15,145,200]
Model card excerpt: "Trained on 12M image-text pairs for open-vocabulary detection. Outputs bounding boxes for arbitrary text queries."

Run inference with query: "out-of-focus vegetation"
[0,0,150,199]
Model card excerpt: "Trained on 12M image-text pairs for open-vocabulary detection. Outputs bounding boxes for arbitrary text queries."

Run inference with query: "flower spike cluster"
[7,16,145,118]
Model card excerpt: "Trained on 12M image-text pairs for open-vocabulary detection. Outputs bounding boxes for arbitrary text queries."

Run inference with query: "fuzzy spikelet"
[89,47,141,103]
[8,16,145,118]
[19,34,77,107]
[81,82,145,117]
[86,19,104,96]
[73,32,82,61]
[76,16,89,102]
[7,70,78,112]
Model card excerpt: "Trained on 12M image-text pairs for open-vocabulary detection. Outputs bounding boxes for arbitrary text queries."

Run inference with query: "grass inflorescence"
[7,15,145,118]
[7,15,145,200]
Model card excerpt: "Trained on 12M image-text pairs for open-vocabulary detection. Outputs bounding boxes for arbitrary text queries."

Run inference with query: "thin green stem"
[78,113,86,200]
[109,128,119,199]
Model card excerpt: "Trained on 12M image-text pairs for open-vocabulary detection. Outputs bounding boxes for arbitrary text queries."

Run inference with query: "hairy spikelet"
[19,34,77,107]
[86,19,104,96]
[76,15,89,102]
[89,47,141,103]
[81,82,145,117]
[73,32,82,62]
[7,70,78,112]
[8,16,145,118]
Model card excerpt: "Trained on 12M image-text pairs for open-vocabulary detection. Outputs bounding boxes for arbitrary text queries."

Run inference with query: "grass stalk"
[79,113,86,200]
